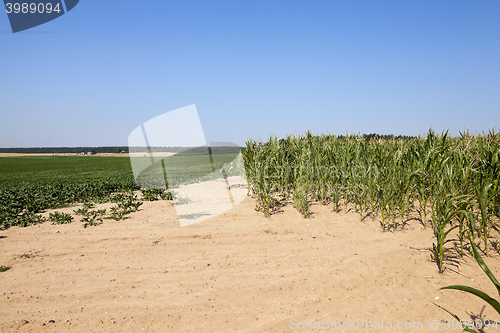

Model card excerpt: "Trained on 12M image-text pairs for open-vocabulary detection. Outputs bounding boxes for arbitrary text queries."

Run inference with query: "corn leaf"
[469,235,500,297]
[432,303,476,333]
[439,285,500,314]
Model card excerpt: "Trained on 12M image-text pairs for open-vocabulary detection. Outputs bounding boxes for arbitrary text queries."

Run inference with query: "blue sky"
[1,1,499,147]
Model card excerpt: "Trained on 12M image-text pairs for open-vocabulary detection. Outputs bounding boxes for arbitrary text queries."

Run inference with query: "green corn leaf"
[439,285,500,314]
[469,236,500,297]
[432,303,476,333]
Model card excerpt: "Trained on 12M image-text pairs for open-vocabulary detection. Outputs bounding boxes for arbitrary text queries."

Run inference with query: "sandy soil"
[1,196,500,332]
[173,176,248,227]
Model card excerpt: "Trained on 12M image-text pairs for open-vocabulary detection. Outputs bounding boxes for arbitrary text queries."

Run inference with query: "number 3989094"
[5,2,62,14]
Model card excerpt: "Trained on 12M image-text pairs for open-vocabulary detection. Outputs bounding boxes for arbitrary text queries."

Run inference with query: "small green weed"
[15,250,42,259]
[152,237,163,245]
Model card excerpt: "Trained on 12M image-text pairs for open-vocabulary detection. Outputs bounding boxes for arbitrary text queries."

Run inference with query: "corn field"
[242,129,500,273]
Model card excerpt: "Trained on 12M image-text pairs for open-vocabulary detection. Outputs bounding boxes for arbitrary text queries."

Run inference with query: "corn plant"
[456,198,473,257]
[241,129,500,273]
[377,185,389,230]
[435,216,500,332]
[473,181,496,256]
[430,192,468,273]
[293,168,310,218]
[330,183,342,213]
[367,164,379,219]
[351,165,368,220]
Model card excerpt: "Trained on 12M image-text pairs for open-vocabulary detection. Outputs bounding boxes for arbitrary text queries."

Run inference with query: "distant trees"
[333,133,417,142]
[0,147,130,154]
[0,146,242,154]
[362,133,416,141]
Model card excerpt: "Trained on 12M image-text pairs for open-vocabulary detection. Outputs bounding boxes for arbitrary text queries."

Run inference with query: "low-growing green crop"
[81,210,104,228]
[141,189,162,201]
[49,211,73,225]
[0,156,139,227]
[9,211,46,228]
[108,207,127,221]
[73,202,97,216]
[83,202,95,210]
[109,193,130,203]
[140,188,173,201]
[160,191,173,200]
[73,207,88,215]
[107,193,143,221]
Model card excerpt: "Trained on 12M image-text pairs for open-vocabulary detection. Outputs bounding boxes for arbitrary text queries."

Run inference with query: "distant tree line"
[0,146,244,154]
[0,146,130,154]
[359,133,417,141]
[175,146,242,156]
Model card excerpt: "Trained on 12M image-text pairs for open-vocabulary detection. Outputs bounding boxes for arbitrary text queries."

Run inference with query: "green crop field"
[0,156,138,228]
[0,156,134,184]
[131,151,243,189]
[0,150,244,228]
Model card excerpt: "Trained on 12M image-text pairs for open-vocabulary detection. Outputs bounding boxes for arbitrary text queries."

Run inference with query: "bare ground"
[1,197,499,332]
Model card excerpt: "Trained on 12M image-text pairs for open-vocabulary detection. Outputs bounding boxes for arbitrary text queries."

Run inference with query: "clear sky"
[1,1,499,147]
